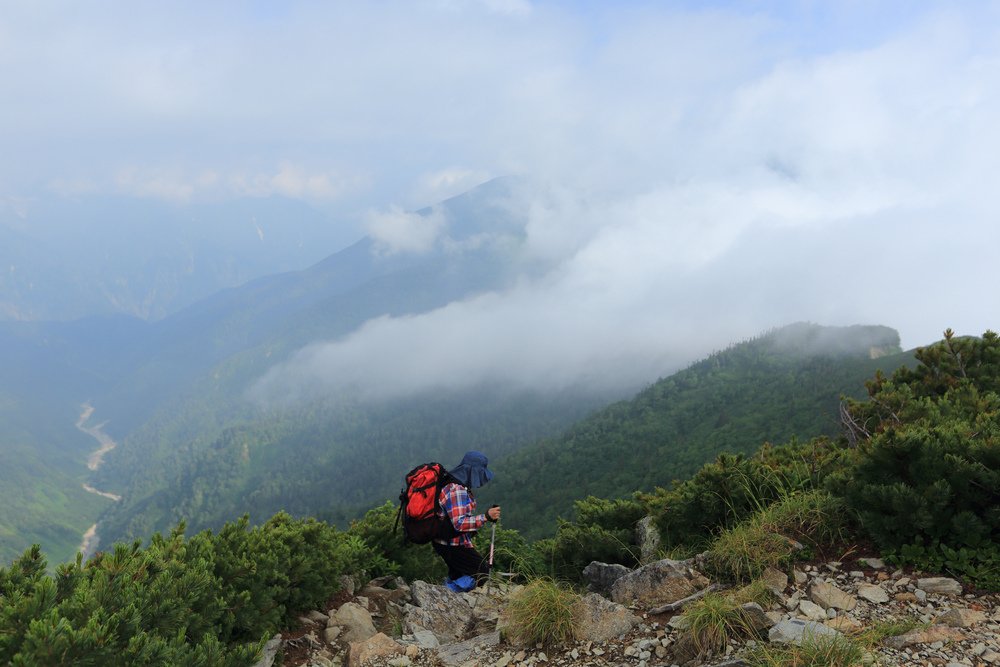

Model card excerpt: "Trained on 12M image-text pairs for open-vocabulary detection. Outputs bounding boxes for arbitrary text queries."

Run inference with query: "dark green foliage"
[96,386,603,550]
[0,512,374,665]
[645,439,849,551]
[533,496,644,581]
[347,502,444,583]
[501,324,910,538]
[832,330,1000,588]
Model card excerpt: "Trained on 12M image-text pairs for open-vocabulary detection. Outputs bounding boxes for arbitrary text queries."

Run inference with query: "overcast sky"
[4,1,999,397]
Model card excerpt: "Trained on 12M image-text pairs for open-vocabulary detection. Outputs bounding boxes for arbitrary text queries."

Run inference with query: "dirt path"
[75,404,122,559]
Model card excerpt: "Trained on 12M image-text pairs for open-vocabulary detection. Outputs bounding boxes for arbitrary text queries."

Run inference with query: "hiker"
[433,451,501,592]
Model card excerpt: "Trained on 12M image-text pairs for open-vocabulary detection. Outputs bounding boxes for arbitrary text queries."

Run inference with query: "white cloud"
[366,205,448,255]
[4,1,1000,398]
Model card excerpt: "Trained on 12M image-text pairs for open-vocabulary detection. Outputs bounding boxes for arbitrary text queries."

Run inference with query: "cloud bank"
[3,2,999,399]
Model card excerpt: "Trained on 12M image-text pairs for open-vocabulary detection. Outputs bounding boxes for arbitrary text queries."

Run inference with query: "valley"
[75,404,122,559]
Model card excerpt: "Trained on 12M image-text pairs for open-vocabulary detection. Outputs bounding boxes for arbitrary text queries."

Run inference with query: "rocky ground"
[254,556,999,667]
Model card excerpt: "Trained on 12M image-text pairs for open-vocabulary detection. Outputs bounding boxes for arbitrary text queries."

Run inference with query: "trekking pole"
[486,506,498,595]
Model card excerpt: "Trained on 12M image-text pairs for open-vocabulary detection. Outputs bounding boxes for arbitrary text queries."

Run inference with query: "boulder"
[572,593,641,642]
[917,577,963,596]
[768,619,841,645]
[635,516,661,562]
[323,626,342,644]
[332,602,378,644]
[348,632,404,667]
[403,581,473,644]
[436,631,501,667]
[807,581,857,611]
[609,558,709,608]
[582,561,631,595]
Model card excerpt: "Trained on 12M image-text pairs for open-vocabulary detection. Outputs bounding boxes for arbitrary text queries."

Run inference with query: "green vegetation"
[501,578,580,647]
[0,513,373,665]
[744,634,866,667]
[502,324,909,537]
[830,329,1000,588]
[705,490,846,583]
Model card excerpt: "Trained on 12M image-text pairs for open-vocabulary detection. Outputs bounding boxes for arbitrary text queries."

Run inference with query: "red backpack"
[394,462,460,544]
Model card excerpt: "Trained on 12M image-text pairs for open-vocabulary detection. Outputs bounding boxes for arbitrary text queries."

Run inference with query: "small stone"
[915,589,927,602]
[917,577,963,596]
[808,581,857,611]
[858,585,889,604]
[761,567,789,595]
[797,600,827,622]
[859,557,885,569]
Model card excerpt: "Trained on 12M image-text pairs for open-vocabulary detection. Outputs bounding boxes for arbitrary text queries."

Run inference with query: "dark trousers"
[432,541,490,583]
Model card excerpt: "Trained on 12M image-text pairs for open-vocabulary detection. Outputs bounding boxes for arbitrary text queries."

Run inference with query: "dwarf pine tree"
[831,329,1000,587]
[0,513,375,665]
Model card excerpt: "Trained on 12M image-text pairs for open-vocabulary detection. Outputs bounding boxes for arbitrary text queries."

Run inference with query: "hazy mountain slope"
[0,195,352,322]
[500,323,915,538]
[95,386,607,545]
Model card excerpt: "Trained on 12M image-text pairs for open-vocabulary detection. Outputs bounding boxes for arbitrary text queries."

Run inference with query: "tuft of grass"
[683,579,775,653]
[707,491,845,582]
[745,634,867,667]
[502,578,579,647]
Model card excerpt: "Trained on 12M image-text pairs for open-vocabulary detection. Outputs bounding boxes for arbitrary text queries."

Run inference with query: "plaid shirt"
[434,482,487,547]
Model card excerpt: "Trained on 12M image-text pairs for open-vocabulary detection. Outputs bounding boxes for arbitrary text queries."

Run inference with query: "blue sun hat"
[449,451,494,489]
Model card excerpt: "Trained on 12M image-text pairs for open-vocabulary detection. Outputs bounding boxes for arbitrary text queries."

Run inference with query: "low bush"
[0,512,374,665]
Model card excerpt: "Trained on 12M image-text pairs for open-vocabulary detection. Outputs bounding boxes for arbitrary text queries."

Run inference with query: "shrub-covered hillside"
[501,323,912,537]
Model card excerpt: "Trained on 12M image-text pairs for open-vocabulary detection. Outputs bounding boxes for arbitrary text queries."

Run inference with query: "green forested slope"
[500,323,914,538]
[95,386,608,547]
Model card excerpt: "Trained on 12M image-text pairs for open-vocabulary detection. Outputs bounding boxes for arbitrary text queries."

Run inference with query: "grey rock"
[323,626,342,644]
[917,577,963,596]
[581,561,631,595]
[250,634,282,667]
[740,603,775,633]
[768,619,841,645]
[436,631,501,666]
[610,558,709,607]
[573,593,641,642]
[797,599,827,622]
[635,516,662,563]
[403,581,473,644]
[857,585,889,604]
[761,567,789,596]
[858,557,885,569]
[808,581,857,611]
[332,602,377,644]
